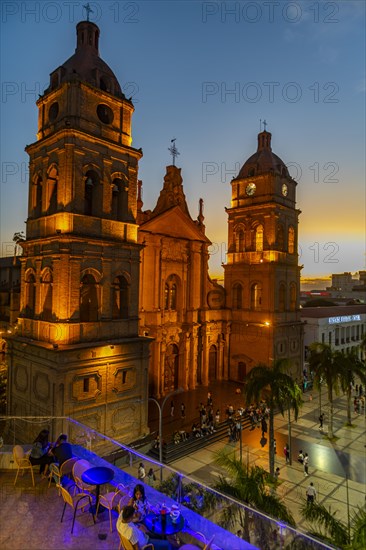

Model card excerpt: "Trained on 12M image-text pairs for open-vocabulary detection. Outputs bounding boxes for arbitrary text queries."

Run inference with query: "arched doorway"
[238,361,247,380]
[209,345,217,382]
[164,344,179,393]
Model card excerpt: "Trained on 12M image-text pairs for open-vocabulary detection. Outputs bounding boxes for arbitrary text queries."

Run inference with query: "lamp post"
[149,387,184,480]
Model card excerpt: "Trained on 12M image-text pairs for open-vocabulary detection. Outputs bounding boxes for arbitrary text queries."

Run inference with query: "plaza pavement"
[149,381,366,531]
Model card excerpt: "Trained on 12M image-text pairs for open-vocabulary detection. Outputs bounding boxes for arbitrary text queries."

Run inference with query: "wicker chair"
[13,445,35,487]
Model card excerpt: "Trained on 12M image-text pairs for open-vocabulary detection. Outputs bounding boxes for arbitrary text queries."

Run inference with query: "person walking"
[306,482,316,503]
[274,467,280,482]
[284,443,290,464]
[138,462,146,480]
[180,402,186,419]
[261,417,267,438]
[319,413,324,429]
[303,453,309,476]
[170,400,174,417]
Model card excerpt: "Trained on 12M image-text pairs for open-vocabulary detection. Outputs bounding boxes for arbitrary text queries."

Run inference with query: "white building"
[302,305,366,361]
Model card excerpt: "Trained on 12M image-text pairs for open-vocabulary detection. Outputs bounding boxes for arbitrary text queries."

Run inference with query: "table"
[144,511,185,538]
[81,466,114,514]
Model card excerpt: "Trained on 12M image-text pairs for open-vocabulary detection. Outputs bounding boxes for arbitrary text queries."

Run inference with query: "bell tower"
[224,129,303,380]
[7,21,150,442]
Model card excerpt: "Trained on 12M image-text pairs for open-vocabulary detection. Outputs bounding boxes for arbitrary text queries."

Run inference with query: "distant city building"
[302,304,366,361]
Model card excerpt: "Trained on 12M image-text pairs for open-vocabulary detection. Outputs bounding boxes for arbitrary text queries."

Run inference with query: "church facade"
[6,21,303,434]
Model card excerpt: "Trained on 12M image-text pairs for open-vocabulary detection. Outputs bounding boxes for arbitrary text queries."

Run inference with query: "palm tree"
[242,359,302,475]
[301,501,366,549]
[334,350,366,425]
[308,343,342,439]
[214,450,295,545]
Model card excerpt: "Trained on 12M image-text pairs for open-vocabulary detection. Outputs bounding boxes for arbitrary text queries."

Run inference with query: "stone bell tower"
[224,129,303,381]
[7,21,150,442]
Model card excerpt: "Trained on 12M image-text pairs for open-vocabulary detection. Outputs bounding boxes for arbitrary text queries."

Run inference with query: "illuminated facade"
[6,21,150,441]
[224,130,304,380]
[137,166,228,397]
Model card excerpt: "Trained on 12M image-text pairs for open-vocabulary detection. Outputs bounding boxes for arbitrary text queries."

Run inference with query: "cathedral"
[6,21,303,442]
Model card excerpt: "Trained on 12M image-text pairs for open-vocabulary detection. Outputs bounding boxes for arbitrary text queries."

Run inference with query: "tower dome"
[236,130,289,179]
[45,21,125,99]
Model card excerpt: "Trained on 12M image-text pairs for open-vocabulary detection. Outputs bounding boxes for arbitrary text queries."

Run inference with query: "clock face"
[282,183,288,196]
[246,182,256,196]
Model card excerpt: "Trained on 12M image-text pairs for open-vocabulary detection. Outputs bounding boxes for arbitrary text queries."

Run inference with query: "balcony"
[0,416,333,550]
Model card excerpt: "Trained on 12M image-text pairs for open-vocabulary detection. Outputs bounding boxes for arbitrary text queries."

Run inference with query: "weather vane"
[83,3,94,21]
[168,138,180,166]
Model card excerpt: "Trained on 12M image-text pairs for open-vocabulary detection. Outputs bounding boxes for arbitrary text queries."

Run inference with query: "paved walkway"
[149,381,366,530]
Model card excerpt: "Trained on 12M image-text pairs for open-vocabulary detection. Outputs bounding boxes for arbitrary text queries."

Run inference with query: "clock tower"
[7,21,150,442]
[224,129,303,380]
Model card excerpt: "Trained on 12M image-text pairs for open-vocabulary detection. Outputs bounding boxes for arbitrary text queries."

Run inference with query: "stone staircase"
[147,415,252,464]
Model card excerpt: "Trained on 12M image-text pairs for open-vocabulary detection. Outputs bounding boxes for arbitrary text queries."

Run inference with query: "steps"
[147,416,253,464]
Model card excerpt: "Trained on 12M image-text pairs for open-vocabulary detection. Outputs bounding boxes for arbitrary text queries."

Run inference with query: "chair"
[58,484,96,534]
[96,483,129,532]
[13,445,35,487]
[118,532,154,550]
[48,457,78,489]
[72,459,95,494]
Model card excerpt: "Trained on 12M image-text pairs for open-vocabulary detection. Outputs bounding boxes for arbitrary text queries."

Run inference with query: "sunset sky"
[1,1,365,278]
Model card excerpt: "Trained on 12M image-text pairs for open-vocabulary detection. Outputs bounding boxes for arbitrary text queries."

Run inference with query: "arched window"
[84,170,99,216]
[111,178,129,221]
[235,229,245,252]
[250,283,262,310]
[80,273,98,322]
[112,275,129,319]
[32,175,43,217]
[46,166,58,214]
[277,224,284,251]
[290,283,297,311]
[232,283,243,309]
[25,272,36,318]
[279,283,286,312]
[41,270,53,321]
[255,224,264,252]
[164,276,178,310]
[288,226,295,254]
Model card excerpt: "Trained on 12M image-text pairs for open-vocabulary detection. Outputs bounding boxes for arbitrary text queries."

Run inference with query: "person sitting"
[50,434,73,467]
[117,505,172,550]
[29,429,54,476]
[48,434,73,483]
[128,484,150,521]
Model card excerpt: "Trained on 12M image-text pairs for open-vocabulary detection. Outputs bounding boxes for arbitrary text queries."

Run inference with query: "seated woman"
[128,484,150,521]
[29,429,55,476]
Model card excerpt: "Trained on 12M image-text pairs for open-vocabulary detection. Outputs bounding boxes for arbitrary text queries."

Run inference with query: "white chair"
[72,459,95,494]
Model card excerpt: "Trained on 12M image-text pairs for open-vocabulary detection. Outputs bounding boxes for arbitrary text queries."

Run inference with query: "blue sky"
[1,0,365,277]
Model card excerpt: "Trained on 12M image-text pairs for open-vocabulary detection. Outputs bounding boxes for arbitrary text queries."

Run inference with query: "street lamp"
[149,387,184,480]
